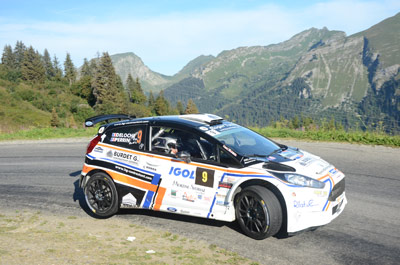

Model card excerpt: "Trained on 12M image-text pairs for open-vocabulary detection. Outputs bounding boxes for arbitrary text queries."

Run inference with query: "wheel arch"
[81,169,113,188]
[231,179,288,234]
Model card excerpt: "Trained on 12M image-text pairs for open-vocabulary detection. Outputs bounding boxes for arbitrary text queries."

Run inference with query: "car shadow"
[72,179,99,218]
[69,170,81,177]
[72,175,287,239]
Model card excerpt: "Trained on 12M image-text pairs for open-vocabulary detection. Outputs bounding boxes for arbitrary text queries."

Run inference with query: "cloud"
[0,0,399,75]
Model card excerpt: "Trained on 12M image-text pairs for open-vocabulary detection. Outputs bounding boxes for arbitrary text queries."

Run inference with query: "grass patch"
[0,127,98,141]
[1,122,398,148]
[0,209,258,265]
[253,127,400,147]
[1,125,398,147]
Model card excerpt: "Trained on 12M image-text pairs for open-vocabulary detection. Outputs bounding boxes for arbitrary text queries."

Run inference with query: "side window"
[150,126,216,162]
[218,147,241,168]
[103,125,146,151]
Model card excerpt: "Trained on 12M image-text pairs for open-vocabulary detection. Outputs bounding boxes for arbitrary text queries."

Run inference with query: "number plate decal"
[195,168,215,188]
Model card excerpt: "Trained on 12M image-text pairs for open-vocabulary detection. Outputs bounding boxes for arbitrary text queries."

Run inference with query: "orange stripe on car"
[109,170,157,192]
[83,163,166,210]
[153,187,166,211]
[318,174,330,181]
[109,170,166,210]
[82,164,96,175]
[325,201,331,211]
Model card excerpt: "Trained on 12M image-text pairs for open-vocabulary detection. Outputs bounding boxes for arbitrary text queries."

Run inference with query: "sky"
[1,0,400,76]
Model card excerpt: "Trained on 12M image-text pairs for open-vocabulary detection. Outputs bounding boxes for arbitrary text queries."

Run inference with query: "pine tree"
[89,59,98,76]
[14,41,26,70]
[291,115,300,129]
[53,55,63,80]
[67,114,77,128]
[154,90,169,116]
[80,58,91,77]
[126,74,146,104]
[73,58,95,106]
[176,100,185,115]
[148,90,155,105]
[42,49,54,79]
[92,52,126,114]
[1,45,15,69]
[116,74,129,113]
[147,90,155,114]
[50,107,60,127]
[64,53,76,85]
[126,73,135,101]
[21,46,45,83]
[185,99,199,114]
[134,77,146,104]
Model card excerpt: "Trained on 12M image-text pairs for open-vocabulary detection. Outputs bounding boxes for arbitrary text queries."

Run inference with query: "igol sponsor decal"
[169,166,195,179]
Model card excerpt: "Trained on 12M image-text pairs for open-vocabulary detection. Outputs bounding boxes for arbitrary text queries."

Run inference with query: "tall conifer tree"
[185,99,199,114]
[92,52,126,114]
[176,101,185,115]
[154,90,169,116]
[126,74,146,104]
[43,49,54,79]
[21,46,45,83]
[1,45,15,69]
[53,55,63,80]
[64,53,76,85]
[14,41,26,70]
[80,58,91,77]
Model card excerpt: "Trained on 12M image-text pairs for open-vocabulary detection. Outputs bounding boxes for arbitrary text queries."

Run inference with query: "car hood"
[247,147,333,179]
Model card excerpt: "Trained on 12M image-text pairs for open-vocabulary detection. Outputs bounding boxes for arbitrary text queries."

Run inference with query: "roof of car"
[107,113,225,130]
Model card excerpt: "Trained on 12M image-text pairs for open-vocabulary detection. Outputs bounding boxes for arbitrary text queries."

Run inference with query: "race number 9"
[195,168,214,188]
[202,171,208,182]
[137,130,142,144]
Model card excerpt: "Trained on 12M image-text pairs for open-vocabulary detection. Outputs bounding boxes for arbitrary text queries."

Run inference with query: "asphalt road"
[0,138,399,264]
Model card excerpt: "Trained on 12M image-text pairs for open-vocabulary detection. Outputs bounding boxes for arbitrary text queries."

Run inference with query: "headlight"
[284,173,325,189]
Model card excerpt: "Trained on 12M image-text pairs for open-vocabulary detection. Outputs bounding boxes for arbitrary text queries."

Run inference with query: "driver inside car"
[167,141,178,155]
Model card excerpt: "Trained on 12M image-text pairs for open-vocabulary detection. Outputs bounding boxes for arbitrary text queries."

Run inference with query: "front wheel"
[84,172,119,218]
[235,186,282,240]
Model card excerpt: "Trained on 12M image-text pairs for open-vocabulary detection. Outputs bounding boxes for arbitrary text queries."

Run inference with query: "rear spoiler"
[84,114,134,127]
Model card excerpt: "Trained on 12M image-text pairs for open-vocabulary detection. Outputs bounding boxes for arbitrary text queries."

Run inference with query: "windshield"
[210,123,280,157]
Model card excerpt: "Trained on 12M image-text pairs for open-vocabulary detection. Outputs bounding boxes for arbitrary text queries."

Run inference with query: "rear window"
[103,125,146,151]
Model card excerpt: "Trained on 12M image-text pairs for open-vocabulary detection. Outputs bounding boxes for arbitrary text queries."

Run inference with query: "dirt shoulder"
[0,208,258,265]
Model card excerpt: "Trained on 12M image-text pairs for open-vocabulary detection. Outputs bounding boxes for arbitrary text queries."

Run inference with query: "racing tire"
[84,172,119,218]
[235,185,282,240]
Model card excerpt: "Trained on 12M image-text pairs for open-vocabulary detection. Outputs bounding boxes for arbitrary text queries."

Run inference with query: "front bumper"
[287,192,347,233]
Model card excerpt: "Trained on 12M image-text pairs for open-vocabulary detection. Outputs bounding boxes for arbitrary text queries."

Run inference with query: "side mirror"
[176,151,191,163]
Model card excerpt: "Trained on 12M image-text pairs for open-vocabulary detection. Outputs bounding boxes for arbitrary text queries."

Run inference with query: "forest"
[0,41,198,133]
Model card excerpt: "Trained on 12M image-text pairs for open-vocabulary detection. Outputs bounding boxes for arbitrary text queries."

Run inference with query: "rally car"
[80,113,347,239]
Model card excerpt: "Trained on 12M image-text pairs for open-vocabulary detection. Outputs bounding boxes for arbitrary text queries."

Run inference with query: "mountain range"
[109,12,400,132]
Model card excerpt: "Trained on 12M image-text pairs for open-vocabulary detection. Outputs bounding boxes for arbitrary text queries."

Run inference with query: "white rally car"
[80,114,347,239]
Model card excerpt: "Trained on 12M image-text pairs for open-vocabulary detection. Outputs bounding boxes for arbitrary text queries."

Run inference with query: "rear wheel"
[84,172,119,218]
[235,185,282,239]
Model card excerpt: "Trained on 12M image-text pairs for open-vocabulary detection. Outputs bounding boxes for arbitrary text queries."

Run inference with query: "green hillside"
[0,47,187,133]
[3,13,398,135]
[159,14,400,133]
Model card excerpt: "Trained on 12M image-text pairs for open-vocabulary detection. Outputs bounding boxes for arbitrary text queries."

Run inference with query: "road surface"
[0,138,399,264]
